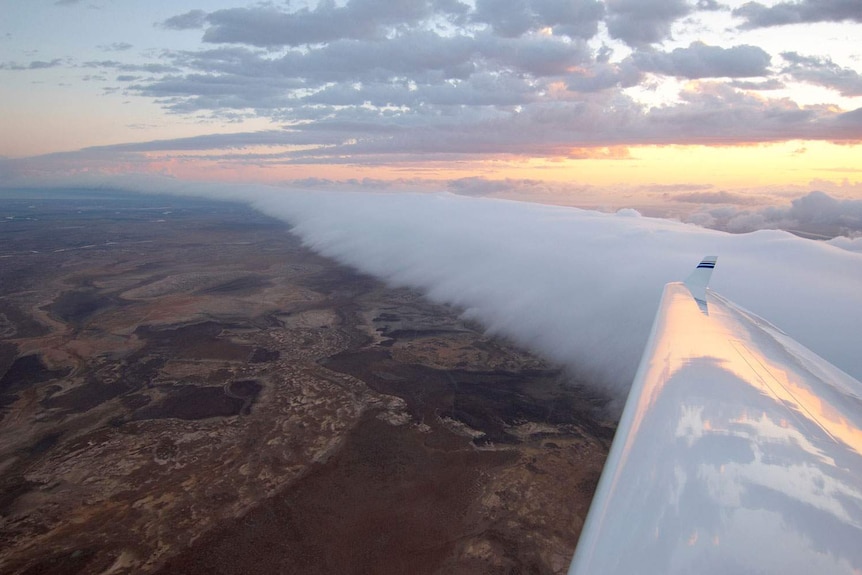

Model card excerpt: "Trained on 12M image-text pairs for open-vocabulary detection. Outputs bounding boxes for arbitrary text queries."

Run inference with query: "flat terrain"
[0,191,612,574]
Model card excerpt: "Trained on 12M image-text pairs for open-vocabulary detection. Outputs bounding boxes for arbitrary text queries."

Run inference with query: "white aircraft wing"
[568,259,862,574]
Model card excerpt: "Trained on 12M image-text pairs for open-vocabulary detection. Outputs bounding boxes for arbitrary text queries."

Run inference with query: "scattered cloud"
[0,59,64,71]
[674,190,761,204]
[160,1,467,48]
[633,42,771,79]
[684,190,862,237]
[565,59,642,92]
[729,78,785,90]
[734,0,862,29]
[605,0,692,46]
[473,0,604,39]
[696,0,724,10]
[447,176,549,196]
[98,42,133,52]
[828,236,862,252]
[781,51,862,97]
[83,59,180,74]
[3,0,861,167]
[160,9,208,30]
[645,183,716,193]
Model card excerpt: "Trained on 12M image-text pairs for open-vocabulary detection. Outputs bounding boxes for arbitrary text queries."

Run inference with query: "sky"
[2,0,862,212]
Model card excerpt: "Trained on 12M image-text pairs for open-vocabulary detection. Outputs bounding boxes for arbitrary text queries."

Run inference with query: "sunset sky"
[2,0,861,209]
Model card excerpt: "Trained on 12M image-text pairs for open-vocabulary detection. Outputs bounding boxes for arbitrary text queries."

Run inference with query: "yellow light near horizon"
[490,141,862,194]
[623,142,862,190]
[124,140,862,207]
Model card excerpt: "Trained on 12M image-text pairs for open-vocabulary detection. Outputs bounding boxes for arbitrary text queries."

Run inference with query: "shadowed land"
[0,191,612,574]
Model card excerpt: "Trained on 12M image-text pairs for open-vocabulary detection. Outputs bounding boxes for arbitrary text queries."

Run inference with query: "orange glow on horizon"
[132,140,862,194]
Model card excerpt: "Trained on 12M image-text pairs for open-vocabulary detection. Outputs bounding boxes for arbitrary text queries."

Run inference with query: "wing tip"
[695,255,717,270]
[684,256,718,311]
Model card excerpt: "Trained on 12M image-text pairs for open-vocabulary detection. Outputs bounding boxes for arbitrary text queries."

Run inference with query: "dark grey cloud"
[15,0,853,168]
[473,0,603,38]
[0,58,63,70]
[781,52,862,97]
[686,191,862,237]
[645,183,715,193]
[734,0,862,28]
[98,42,133,52]
[160,9,208,30]
[605,0,692,46]
[788,190,862,231]
[674,190,761,204]
[633,42,771,79]
[83,59,180,74]
[130,29,590,116]
[565,60,641,92]
[448,176,548,196]
[730,78,785,90]
[306,72,536,108]
[80,130,320,153]
[65,86,859,166]
[638,82,831,144]
[477,32,591,76]
[160,0,468,48]
[131,72,306,115]
[830,107,862,139]
[473,0,536,37]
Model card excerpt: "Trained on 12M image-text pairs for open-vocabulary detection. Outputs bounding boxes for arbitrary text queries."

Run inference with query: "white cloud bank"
[230,189,862,403]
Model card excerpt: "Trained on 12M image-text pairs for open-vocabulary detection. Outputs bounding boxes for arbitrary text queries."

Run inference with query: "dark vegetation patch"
[299,265,377,298]
[323,349,612,445]
[132,386,246,421]
[0,342,18,381]
[120,393,151,410]
[196,275,269,295]
[42,379,129,413]
[0,302,49,338]
[0,355,70,394]
[0,394,18,410]
[135,322,252,361]
[372,312,401,322]
[228,380,262,398]
[28,432,62,456]
[48,289,126,327]
[226,380,263,415]
[379,328,462,339]
[17,548,100,575]
[249,347,279,363]
[0,476,41,516]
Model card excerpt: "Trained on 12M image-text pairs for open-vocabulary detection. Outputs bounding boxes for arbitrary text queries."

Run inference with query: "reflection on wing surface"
[569,282,862,575]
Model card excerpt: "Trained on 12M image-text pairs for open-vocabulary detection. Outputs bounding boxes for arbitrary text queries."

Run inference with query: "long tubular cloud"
[233,190,862,403]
